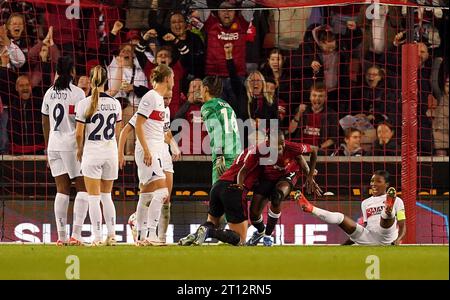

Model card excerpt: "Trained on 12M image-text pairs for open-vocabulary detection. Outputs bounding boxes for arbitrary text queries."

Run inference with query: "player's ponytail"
[86,65,107,119]
[54,56,74,92]
[150,64,173,84]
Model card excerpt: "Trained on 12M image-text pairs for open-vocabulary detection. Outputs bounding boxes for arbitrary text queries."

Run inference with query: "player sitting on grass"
[295,170,406,245]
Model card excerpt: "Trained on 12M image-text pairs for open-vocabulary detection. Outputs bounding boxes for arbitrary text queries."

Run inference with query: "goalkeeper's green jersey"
[200,97,241,160]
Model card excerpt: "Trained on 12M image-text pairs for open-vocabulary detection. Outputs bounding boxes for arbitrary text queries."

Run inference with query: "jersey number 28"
[88,113,117,141]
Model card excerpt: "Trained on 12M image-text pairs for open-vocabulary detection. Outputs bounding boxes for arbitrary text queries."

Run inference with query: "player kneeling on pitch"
[295,170,406,245]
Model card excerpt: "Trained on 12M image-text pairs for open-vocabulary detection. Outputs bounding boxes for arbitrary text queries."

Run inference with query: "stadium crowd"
[0,0,448,157]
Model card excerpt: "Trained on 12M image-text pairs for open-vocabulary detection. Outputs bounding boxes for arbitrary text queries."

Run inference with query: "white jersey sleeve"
[128,112,138,128]
[75,99,88,123]
[41,89,51,116]
[361,200,368,224]
[137,92,158,119]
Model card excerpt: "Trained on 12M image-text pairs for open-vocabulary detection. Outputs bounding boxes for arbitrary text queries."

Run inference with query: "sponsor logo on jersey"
[69,105,75,115]
[366,206,384,218]
[217,32,239,41]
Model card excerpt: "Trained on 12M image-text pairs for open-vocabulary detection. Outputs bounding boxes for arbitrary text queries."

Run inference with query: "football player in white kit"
[132,64,174,246]
[41,56,89,246]
[75,65,122,246]
[295,170,407,245]
[118,90,181,244]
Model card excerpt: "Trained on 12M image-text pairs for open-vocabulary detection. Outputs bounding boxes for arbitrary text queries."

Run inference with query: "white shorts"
[350,224,397,245]
[81,154,118,180]
[161,148,174,173]
[135,148,166,185]
[48,151,82,179]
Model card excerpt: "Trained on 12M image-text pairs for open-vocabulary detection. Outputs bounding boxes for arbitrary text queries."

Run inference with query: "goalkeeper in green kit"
[200,76,241,184]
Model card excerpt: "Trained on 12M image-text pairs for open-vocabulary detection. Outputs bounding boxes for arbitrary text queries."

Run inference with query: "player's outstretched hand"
[215,155,227,177]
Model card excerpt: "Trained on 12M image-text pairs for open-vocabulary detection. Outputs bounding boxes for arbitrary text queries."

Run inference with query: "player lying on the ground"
[246,133,322,246]
[295,170,406,245]
[178,132,286,246]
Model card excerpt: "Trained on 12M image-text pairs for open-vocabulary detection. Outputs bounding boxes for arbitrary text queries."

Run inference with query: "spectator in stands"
[203,1,249,104]
[265,76,289,129]
[372,122,399,156]
[134,40,185,118]
[0,40,18,154]
[0,24,25,70]
[225,43,277,147]
[174,78,209,155]
[356,4,403,67]
[150,11,205,85]
[225,43,277,121]
[288,82,338,155]
[0,1,42,44]
[303,21,362,114]
[351,65,398,129]
[332,127,364,156]
[259,48,298,108]
[428,75,449,156]
[28,26,60,88]
[8,75,46,155]
[77,76,91,97]
[328,5,360,35]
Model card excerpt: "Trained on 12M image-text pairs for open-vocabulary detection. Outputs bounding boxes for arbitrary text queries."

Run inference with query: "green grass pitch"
[0,245,447,280]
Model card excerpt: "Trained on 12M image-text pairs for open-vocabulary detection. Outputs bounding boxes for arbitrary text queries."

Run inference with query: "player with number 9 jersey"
[41,75,85,179]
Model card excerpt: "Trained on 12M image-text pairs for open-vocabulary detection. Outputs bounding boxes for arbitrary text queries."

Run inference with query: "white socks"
[54,193,70,242]
[136,192,153,241]
[88,195,102,242]
[311,207,345,225]
[147,188,169,241]
[158,202,171,242]
[101,193,116,238]
[72,192,89,240]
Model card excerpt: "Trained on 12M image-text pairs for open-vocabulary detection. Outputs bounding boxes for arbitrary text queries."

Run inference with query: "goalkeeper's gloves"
[214,155,227,177]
